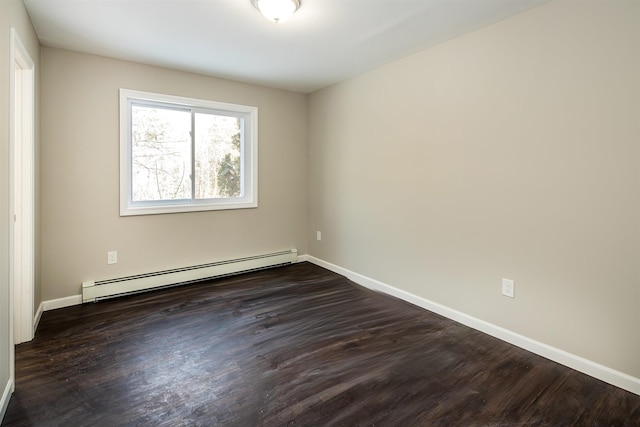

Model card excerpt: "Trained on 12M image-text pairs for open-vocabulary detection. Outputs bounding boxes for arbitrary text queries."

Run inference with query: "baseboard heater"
[82,249,298,303]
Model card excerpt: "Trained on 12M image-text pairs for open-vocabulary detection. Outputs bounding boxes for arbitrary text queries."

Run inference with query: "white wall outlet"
[316,231,322,241]
[107,251,118,265]
[502,278,515,298]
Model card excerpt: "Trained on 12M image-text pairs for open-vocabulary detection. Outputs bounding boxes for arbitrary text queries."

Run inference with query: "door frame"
[9,26,35,356]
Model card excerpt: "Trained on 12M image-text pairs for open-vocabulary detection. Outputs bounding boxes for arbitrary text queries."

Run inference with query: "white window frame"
[119,89,258,216]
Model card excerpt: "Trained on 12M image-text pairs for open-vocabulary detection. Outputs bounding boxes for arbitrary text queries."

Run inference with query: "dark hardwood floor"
[3,262,639,426]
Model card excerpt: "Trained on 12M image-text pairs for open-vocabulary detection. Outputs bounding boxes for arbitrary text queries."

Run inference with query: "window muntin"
[120,89,257,216]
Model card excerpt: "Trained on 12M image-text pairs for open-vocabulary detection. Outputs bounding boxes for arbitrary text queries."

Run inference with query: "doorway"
[10,27,35,348]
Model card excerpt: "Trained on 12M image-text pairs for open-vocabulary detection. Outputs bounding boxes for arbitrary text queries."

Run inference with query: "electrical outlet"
[107,251,118,265]
[316,231,322,241]
[502,278,515,298]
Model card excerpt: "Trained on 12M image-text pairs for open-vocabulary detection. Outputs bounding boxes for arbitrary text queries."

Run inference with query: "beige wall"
[0,0,40,416]
[40,48,307,301]
[308,0,640,378]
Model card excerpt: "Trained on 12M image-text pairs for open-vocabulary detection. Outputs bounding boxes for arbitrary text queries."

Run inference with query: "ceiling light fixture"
[253,0,300,24]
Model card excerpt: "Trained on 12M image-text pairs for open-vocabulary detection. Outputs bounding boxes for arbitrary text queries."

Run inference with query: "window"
[119,89,257,216]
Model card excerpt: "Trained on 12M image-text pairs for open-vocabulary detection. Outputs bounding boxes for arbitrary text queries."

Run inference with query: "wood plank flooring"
[3,262,639,426]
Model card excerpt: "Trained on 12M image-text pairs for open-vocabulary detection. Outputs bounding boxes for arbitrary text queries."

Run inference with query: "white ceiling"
[23,0,548,93]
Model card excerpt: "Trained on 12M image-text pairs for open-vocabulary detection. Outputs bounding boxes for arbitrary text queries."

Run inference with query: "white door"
[10,28,35,346]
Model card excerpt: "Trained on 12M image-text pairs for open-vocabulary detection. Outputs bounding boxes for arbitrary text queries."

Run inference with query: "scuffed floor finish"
[3,262,639,426]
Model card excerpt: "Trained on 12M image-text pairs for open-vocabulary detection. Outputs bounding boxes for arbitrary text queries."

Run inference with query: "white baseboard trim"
[302,255,640,396]
[42,295,82,311]
[0,378,14,424]
[33,302,43,333]
[297,254,311,263]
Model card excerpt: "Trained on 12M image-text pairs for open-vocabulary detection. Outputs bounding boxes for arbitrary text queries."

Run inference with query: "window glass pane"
[131,105,191,201]
[194,113,242,199]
